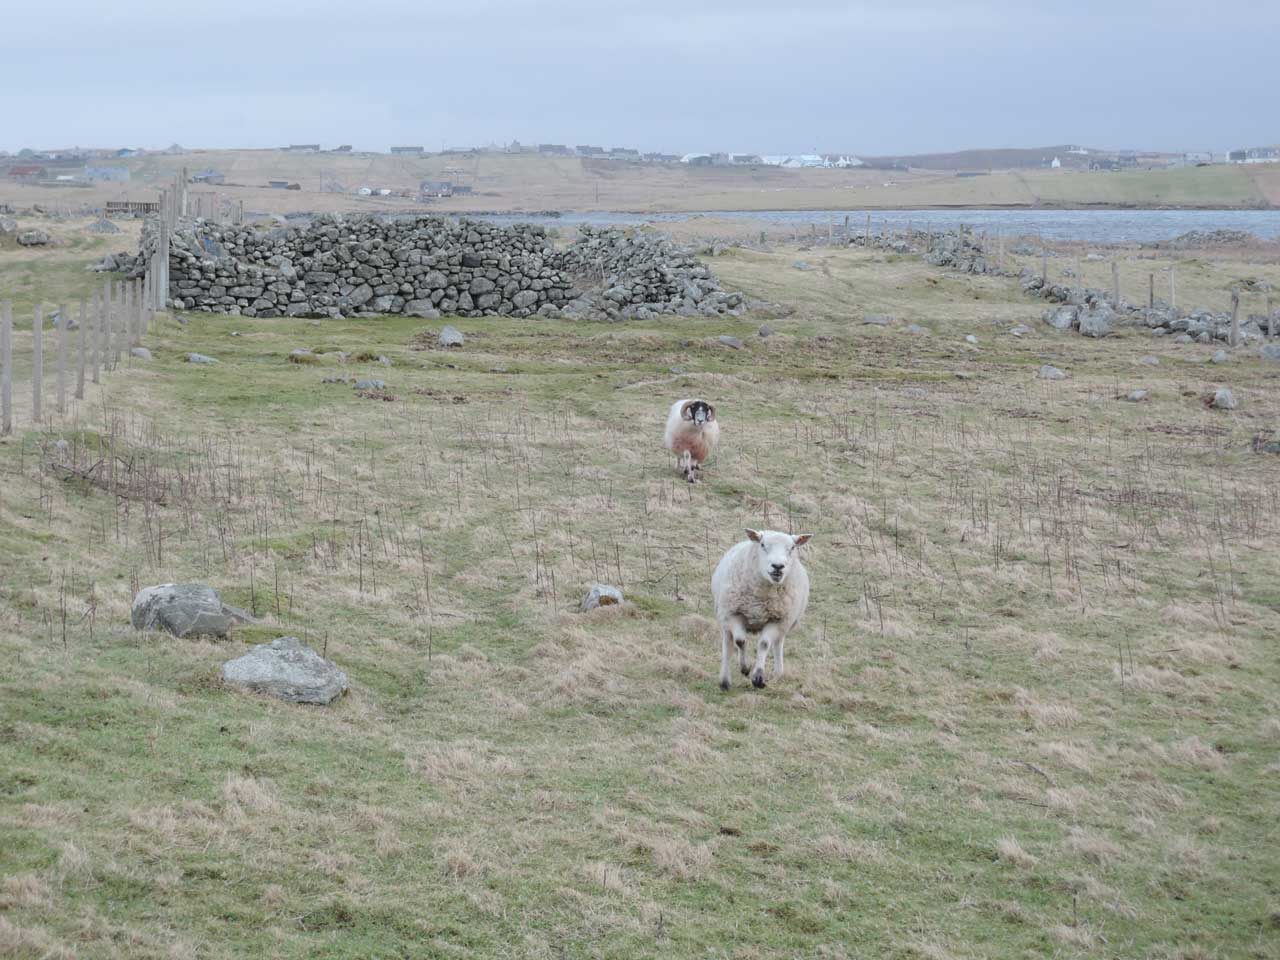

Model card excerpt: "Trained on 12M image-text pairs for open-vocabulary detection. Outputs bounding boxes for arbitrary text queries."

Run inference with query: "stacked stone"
[559,226,744,319]
[150,215,579,319]
[1026,273,1275,343]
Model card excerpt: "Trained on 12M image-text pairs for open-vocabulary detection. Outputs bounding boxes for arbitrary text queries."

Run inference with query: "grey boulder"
[17,229,51,246]
[1260,344,1280,362]
[718,335,743,350]
[186,352,218,364]
[1078,305,1114,338]
[131,583,256,639]
[439,325,464,348]
[130,346,152,360]
[1038,365,1067,380]
[1211,387,1237,410]
[580,583,624,612]
[221,636,348,705]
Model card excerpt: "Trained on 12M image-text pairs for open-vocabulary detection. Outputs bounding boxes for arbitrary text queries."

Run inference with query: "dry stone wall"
[123,215,745,321]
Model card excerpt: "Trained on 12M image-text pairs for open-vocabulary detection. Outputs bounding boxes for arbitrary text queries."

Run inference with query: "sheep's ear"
[705,405,716,421]
[745,528,762,543]
[681,402,695,420]
[792,534,812,548]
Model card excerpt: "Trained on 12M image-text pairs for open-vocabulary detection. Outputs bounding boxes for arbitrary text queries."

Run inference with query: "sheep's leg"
[718,625,734,691]
[722,615,749,678]
[750,623,784,689]
[773,629,787,679]
[682,451,695,483]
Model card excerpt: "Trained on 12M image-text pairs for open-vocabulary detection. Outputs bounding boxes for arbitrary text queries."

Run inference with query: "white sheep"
[664,398,719,483]
[711,528,812,690]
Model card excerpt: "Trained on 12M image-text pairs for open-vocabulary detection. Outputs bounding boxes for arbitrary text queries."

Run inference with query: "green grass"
[1,241,1279,959]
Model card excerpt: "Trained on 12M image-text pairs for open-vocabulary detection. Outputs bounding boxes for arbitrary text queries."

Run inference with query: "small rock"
[354,378,385,390]
[1138,355,1160,366]
[1038,365,1067,380]
[1172,333,1193,344]
[439,325,464,348]
[757,324,775,338]
[17,229,51,246]
[220,636,348,705]
[229,331,240,337]
[1259,343,1280,362]
[1125,389,1149,402]
[863,313,892,326]
[903,387,928,399]
[1210,349,1229,364]
[130,346,152,360]
[376,355,391,366]
[86,218,121,235]
[580,583,624,612]
[792,260,813,271]
[1211,387,1237,410]
[186,353,218,364]
[906,323,929,335]
[1009,325,1031,337]
[718,335,743,350]
[964,335,979,345]
[131,583,256,639]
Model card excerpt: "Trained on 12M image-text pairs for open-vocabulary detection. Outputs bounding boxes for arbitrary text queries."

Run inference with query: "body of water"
[472,208,1280,244]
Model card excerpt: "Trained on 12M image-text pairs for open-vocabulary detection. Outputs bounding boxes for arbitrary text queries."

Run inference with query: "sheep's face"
[745,529,812,585]
[682,400,716,426]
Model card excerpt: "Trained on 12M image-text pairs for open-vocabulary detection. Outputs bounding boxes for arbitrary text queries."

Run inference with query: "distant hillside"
[861,146,1117,171]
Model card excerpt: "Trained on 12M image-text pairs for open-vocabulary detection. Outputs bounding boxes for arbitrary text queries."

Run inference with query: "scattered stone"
[718,335,743,349]
[1009,325,1031,337]
[1211,387,1237,410]
[793,260,813,271]
[903,387,928,399]
[1078,304,1114,338]
[185,352,218,364]
[1125,389,1149,402]
[1043,305,1078,331]
[131,583,257,639]
[1260,344,1280,362]
[1038,365,1067,380]
[863,313,892,326]
[322,376,352,384]
[0,217,16,235]
[757,324,775,338]
[964,334,978,345]
[86,218,121,235]
[1138,355,1160,366]
[17,229,51,246]
[905,323,929,335]
[439,325,464,348]
[354,378,385,390]
[1210,349,1229,364]
[130,346,152,360]
[1172,333,1193,344]
[580,583,624,612]
[220,636,349,705]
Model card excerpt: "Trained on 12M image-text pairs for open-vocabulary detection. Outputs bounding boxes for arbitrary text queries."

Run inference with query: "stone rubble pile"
[119,215,743,321]
[1140,229,1259,250]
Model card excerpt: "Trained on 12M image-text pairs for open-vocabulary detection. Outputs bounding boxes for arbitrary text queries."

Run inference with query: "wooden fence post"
[75,300,87,400]
[102,281,112,374]
[864,213,870,244]
[1229,288,1240,348]
[1,301,11,436]
[1111,261,1120,305]
[1267,282,1274,338]
[113,281,123,368]
[32,305,43,423]
[1169,265,1176,312]
[56,303,68,415]
[1148,273,1154,310]
[91,289,101,385]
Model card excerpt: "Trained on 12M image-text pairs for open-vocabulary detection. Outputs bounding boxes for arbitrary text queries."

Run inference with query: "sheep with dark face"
[664,398,719,482]
[711,529,812,690]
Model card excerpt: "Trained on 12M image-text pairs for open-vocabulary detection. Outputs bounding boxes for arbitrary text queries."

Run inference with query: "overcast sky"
[2,0,1274,155]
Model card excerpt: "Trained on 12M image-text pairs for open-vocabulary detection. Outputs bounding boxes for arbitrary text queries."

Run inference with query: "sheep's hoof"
[740,664,751,676]
[751,672,767,689]
[719,678,730,692]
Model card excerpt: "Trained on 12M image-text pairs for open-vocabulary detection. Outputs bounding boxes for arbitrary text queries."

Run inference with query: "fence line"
[0,277,151,437]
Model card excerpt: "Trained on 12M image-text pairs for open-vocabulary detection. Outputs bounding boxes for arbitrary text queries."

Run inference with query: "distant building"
[608,147,641,160]
[6,164,48,181]
[84,165,131,182]
[681,153,713,166]
[1088,158,1122,171]
[192,169,225,185]
[390,146,425,155]
[333,145,353,152]
[538,144,571,155]
[576,145,605,156]
[1230,146,1280,163]
[105,200,160,217]
[761,155,829,168]
[419,179,454,198]
[268,179,291,189]
[1050,156,1062,169]
[730,153,762,165]
[114,148,142,158]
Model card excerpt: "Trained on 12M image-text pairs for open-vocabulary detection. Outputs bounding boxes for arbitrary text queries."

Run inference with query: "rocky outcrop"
[131,583,257,638]
[221,636,349,705]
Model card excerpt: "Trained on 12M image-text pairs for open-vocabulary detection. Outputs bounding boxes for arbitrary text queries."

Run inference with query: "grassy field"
[2,150,1275,215]
[2,234,1280,959]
